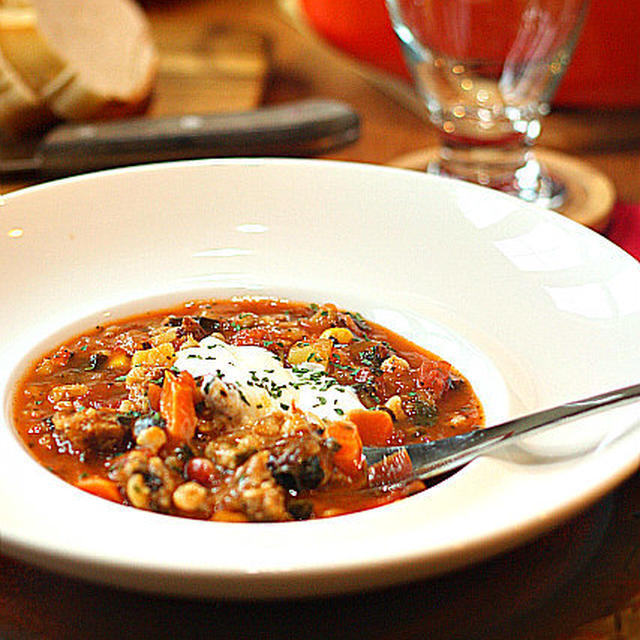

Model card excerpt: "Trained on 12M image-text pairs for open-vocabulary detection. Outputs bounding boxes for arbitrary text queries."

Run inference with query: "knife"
[0,98,360,177]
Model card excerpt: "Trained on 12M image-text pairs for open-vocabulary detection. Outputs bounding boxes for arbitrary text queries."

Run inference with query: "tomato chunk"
[417,360,452,398]
[367,449,413,487]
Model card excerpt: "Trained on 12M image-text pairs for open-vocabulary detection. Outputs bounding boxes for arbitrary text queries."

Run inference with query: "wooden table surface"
[1,1,640,639]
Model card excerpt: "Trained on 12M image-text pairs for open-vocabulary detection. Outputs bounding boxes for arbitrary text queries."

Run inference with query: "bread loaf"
[0,0,157,133]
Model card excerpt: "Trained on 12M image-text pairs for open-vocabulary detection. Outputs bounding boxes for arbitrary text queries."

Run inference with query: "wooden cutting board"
[151,24,271,116]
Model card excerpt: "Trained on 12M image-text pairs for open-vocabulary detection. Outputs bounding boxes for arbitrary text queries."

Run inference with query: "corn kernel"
[287,338,332,368]
[131,342,175,367]
[107,352,130,369]
[135,426,167,452]
[172,481,208,512]
[320,327,353,344]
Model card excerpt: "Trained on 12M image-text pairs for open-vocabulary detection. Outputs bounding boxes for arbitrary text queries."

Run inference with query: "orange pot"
[300,0,640,108]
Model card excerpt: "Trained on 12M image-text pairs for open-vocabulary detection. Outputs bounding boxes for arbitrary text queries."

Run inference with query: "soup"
[12,298,483,522]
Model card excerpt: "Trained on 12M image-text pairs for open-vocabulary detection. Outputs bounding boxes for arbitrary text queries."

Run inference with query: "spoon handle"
[363,382,640,482]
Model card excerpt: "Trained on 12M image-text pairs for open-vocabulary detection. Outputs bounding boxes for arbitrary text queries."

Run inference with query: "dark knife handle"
[36,98,360,174]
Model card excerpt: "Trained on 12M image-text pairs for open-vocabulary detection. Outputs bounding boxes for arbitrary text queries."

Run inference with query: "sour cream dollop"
[174,335,364,421]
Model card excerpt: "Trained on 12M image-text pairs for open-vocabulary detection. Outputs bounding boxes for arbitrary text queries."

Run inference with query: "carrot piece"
[160,370,197,445]
[325,421,364,480]
[347,408,394,446]
[147,382,162,412]
[75,475,122,503]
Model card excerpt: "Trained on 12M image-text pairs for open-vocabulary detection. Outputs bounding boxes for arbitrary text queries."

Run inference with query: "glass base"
[426,151,567,210]
[390,146,616,229]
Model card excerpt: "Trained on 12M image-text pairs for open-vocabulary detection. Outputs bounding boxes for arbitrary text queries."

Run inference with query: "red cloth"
[605,202,640,261]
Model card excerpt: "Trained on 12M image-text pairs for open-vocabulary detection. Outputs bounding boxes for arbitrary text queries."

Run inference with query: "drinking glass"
[385,0,590,207]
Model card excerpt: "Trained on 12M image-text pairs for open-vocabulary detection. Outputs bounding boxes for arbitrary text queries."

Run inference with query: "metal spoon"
[363,382,640,484]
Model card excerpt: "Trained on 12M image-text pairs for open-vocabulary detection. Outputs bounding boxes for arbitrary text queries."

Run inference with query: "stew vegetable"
[13,298,483,522]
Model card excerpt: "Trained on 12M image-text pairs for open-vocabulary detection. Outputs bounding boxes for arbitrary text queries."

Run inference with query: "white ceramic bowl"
[1,158,639,598]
